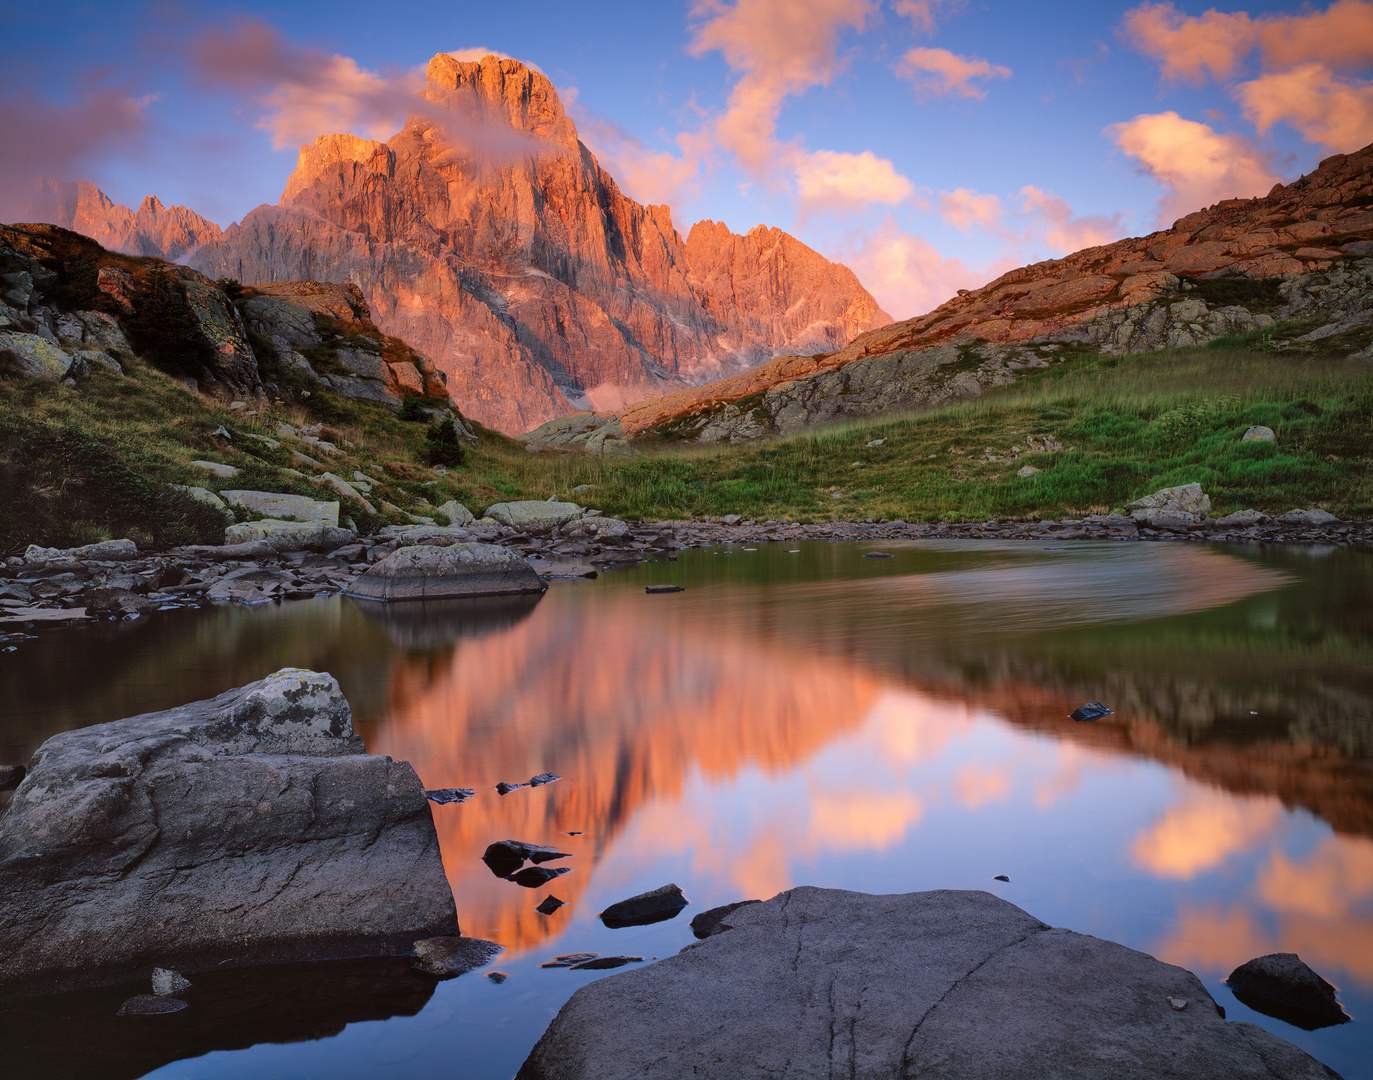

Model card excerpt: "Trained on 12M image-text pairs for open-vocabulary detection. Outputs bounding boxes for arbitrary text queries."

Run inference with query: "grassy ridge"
[2,342,1369,551]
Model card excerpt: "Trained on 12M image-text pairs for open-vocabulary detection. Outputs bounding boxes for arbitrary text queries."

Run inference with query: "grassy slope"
[2,333,1370,552]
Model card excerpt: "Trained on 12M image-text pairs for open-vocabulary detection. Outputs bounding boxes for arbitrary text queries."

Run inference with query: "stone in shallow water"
[0,668,457,994]
[348,543,547,602]
[1226,953,1350,1029]
[540,954,598,969]
[599,884,689,929]
[1070,700,1113,722]
[510,866,572,888]
[690,900,761,939]
[517,887,1340,1080]
[536,896,566,915]
[411,935,503,978]
[426,787,475,805]
[569,956,643,971]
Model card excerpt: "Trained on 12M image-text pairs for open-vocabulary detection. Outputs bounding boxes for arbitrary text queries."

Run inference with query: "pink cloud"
[832,217,985,320]
[687,0,876,176]
[0,82,150,225]
[938,187,1002,231]
[795,149,914,215]
[892,0,967,35]
[1238,62,1373,153]
[1106,111,1279,226]
[1019,185,1125,253]
[896,47,1011,100]
[569,103,702,209]
[1121,0,1373,153]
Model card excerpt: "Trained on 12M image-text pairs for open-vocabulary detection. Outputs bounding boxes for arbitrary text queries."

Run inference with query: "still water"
[2,539,1371,1079]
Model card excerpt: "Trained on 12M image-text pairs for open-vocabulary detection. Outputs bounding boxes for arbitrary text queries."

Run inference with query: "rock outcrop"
[24,177,222,262]
[0,669,457,995]
[535,143,1373,445]
[517,887,1340,1080]
[190,54,888,433]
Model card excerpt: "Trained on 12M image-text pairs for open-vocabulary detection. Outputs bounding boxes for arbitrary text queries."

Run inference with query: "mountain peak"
[422,52,579,152]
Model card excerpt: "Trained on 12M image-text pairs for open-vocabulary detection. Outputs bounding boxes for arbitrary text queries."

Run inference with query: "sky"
[3,0,1372,320]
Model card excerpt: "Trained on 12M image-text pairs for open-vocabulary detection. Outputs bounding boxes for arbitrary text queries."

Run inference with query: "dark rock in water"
[645,584,685,593]
[150,968,192,996]
[1070,700,1113,722]
[0,765,24,791]
[1226,953,1350,1029]
[510,865,573,888]
[347,543,548,602]
[691,900,761,939]
[517,887,1339,1080]
[488,971,510,983]
[116,995,186,1017]
[993,875,1011,882]
[497,773,560,794]
[600,883,689,929]
[0,668,457,995]
[411,935,503,978]
[1,955,436,1079]
[482,840,571,878]
[426,787,475,804]
[536,895,566,915]
[86,587,153,619]
[569,956,643,970]
[540,953,598,968]
[863,552,893,558]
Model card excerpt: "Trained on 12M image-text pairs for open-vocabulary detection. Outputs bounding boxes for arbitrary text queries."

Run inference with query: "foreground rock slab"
[518,887,1340,1080]
[347,543,548,601]
[0,668,457,996]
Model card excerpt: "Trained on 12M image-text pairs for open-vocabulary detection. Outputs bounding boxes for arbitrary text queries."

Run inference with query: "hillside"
[529,143,1373,449]
[187,54,888,434]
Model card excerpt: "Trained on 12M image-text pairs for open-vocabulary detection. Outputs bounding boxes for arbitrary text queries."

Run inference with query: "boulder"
[1276,508,1341,526]
[435,500,475,526]
[375,524,474,545]
[171,485,231,515]
[599,883,689,929]
[1126,482,1211,522]
[223,520,356,551]
[348,543,548,602]
[0,330,72,379]
[1215,510,1268,527]
[1226,953,1350,1029]
[85,587,154,618]
[0,669,457,995]
[220,491,340,526]
[484,500,583,534]
[519,888,1339,1080]
[190,460,238,479]
[23,539,138,563]
[1240,425,1276,444]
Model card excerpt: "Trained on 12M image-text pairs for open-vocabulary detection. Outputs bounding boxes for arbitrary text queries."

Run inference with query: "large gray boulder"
[484,499,583,534]
[0,669,457,996]
[223,519,356,551]
[1126,483,1211,522]
[517,887,1339,1080]
[348,543,547,602]
[220,490,340,526]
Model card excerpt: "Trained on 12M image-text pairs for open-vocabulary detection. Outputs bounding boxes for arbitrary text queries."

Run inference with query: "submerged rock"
[347,543,548,602]
[116,994,187,1017]
[1226,953,1350,1029]
[518,887,1340,1080]
[599,884,689,929]
[411,935,503,978]
[0,668,457,995]
[690,900,761,939]
[510,866,573,888]
[568,956,643,971]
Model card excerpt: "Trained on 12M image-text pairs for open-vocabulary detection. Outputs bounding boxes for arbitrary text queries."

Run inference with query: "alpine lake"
[1,537,1370,1079]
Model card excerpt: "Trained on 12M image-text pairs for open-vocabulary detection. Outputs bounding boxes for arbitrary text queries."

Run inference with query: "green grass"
[2,341,1369,551]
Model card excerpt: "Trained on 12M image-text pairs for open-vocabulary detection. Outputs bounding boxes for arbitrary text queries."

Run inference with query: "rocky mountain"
[189,54,889,433]
[531,143,1373,448]
[25,178,222,262]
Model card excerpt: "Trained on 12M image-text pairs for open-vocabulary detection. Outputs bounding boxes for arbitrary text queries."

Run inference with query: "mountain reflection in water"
[1,539,1369,1079]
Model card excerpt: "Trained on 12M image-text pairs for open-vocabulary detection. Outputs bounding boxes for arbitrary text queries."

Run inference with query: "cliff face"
[189,55,888,433]
[26,178,222,262]
[552,143,1373,445]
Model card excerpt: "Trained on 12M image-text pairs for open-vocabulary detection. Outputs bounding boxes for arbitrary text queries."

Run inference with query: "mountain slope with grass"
[529,143,1373,450]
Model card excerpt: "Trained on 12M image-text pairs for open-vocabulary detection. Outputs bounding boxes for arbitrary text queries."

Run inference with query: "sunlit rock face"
[26,178,222,262]
[190,54,889,433]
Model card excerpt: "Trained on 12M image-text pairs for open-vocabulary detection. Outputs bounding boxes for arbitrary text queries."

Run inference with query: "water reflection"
[1,540,1370,1078]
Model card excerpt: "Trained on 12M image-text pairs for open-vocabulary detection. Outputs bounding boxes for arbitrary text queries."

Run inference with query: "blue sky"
[3,0,1370,318]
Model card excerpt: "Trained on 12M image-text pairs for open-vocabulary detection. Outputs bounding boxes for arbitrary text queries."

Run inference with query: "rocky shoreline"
[2,507,1368,641]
